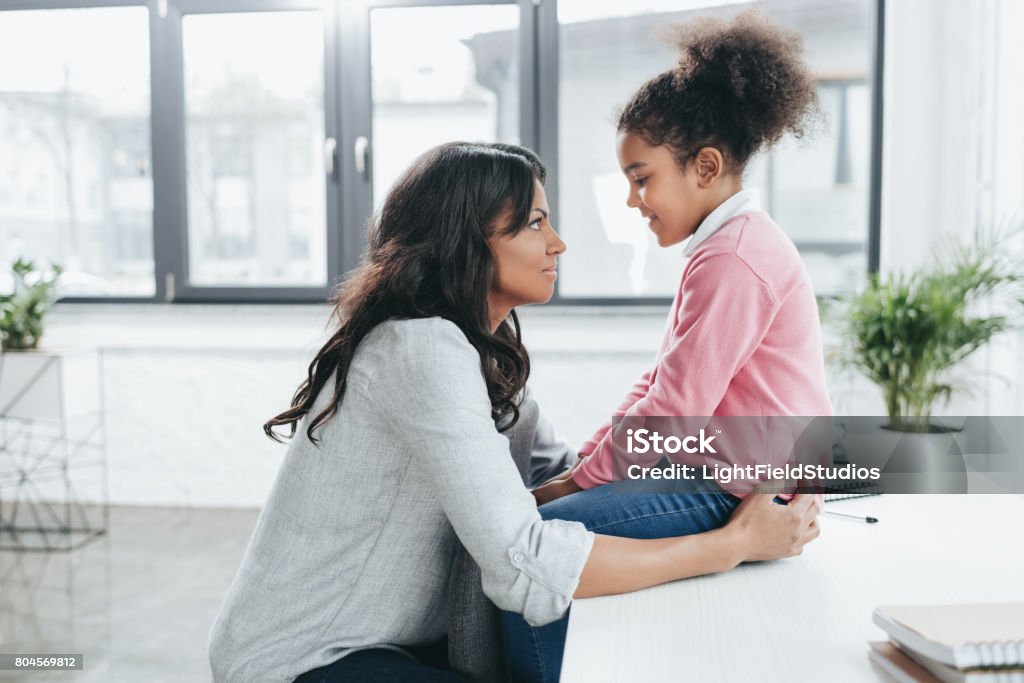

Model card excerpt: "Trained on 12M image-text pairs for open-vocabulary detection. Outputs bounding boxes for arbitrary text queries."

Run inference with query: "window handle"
[324,137,337,179]
[354,135,369,179]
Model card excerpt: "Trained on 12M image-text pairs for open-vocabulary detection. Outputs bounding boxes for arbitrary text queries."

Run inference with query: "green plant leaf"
[836,223,1024,424]
[0,258,63,350]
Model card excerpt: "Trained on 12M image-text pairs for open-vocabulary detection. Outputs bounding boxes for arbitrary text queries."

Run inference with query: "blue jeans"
[501,478,741,683]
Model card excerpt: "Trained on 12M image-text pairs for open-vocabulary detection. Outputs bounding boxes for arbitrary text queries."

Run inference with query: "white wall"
[985,0,1024,417]
[879,0,1024,416]
[882,0,987,271]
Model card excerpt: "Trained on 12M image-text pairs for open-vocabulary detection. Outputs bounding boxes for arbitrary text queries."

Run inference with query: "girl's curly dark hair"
[618,9,820,174]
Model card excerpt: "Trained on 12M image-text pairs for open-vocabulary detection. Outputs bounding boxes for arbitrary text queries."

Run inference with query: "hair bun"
[617,9,819,172]
[672,10,819,150]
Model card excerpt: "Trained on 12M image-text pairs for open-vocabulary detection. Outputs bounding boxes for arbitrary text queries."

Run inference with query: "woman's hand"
[722,482,821,564]
[531,475,583,506]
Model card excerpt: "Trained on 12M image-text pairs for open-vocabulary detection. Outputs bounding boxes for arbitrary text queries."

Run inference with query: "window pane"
[772,81,872,295]
[557,0,873,297]
[371,5,520,210]
[183,11,326,287]
[0,7,153,297]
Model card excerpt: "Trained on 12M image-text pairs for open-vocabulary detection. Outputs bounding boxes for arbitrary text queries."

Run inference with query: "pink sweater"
[572,210,832,491]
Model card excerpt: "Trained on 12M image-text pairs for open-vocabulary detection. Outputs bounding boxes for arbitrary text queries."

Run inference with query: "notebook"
[873,604,1024,669]
[869,642,1024,683]
[822,450,881,500]
[870,641,943,683]
[824,480,881,501]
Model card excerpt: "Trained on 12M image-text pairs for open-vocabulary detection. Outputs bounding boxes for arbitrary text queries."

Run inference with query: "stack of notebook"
[869,603,1024,682]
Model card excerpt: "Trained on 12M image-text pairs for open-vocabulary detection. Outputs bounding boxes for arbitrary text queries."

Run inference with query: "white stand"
[0,347,107,551]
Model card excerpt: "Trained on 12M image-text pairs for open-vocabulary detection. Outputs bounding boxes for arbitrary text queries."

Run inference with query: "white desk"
[561,495,1024,682]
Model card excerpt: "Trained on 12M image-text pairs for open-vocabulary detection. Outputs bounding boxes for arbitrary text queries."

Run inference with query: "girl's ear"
[694,147,724,187]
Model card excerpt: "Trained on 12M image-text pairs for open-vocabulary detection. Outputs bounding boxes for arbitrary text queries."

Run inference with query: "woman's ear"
[694,147,724,187]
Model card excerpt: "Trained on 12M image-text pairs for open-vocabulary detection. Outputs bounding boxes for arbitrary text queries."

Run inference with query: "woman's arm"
[525,394,577,488]
[575,487,820,598]
[379,320,818,624]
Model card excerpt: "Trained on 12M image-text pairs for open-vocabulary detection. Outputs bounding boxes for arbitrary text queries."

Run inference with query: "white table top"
[561,495,1024,682]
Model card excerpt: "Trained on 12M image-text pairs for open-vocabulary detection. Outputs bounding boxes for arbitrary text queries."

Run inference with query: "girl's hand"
[723,482,821,564]
[531,476,583,506]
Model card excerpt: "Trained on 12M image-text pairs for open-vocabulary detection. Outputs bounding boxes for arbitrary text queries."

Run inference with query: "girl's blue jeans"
[501,477,741,683]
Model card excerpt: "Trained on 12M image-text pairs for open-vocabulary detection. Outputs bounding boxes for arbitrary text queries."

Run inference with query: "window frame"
[163,0,342,303]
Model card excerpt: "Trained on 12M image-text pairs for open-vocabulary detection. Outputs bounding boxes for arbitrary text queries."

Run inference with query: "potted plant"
[0,257,77,422]
[0,258,63,351]
[833,230,1024,491]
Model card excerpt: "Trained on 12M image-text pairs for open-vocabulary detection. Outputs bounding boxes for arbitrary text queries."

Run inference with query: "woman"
[208,141,820,683]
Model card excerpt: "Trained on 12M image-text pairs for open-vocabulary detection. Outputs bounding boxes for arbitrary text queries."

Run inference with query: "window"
[771,79,872,296]
[183,10,327,287]
[0,0,882,303]
[0,6,153,296]
[555,0,875,298]
[369,4,521,210]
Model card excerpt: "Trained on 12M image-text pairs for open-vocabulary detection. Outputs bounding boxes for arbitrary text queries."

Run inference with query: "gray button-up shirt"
[209,318,595,683]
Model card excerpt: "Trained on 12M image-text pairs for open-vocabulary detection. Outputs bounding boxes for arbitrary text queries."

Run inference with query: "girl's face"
[488,180,565,316]
[616,131,717,248]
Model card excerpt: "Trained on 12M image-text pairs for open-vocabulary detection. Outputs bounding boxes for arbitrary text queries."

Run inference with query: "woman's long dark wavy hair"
[264,141,546,444]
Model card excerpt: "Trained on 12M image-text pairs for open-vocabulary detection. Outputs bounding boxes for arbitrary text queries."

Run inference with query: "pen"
[824,510,878,523]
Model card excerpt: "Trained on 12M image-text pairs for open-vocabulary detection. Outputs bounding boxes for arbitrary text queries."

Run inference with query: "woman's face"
[488,180,565,316]
[615,131,709,248]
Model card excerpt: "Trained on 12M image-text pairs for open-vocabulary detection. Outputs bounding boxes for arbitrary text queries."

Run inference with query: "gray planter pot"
[841,418,968,493]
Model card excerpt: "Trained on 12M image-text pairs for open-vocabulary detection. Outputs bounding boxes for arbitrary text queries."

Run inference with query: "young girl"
[511,11,833,682]
[208,142,820,683]
[534,11,833,503]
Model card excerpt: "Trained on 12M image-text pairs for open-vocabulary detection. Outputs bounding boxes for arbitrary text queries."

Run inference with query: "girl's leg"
[538,477,740,539]
[502,478,740,683]
[293,639,466,683]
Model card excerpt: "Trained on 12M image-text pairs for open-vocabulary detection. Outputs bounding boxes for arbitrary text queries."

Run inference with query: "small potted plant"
[0,258,77,422]
[833,229,1024,491]
[0,258,63,351]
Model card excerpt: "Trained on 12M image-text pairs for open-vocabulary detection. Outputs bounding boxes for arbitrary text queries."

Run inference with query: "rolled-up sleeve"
[374,320,595,626]
[503,518,594,623]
